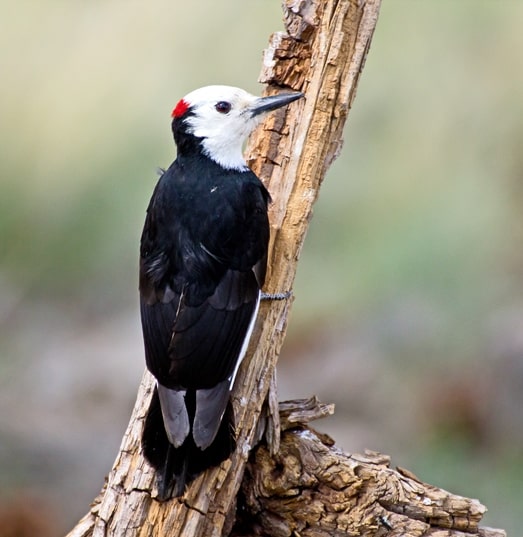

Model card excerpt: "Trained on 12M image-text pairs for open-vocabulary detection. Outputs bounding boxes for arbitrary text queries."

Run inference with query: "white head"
[171,85,302,171]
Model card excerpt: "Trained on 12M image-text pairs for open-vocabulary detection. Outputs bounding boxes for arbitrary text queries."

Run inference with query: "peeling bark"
[236,398,505,537]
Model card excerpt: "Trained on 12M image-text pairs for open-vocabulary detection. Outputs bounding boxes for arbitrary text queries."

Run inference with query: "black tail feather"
[142,386,236,500]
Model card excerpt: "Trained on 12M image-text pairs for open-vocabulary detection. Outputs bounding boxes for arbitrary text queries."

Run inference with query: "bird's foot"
[261,290,292,301]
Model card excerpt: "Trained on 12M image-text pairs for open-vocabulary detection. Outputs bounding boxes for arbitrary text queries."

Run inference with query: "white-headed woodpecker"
[139,85,303,499]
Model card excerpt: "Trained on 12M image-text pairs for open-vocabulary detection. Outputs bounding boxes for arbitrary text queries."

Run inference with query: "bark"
[235,398,505,537]
[66,0,505,536]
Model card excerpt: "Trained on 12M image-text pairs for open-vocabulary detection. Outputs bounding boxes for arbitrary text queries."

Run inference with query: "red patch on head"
[172,99,189,118]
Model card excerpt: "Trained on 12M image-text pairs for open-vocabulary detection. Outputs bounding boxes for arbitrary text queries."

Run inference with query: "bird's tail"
[142,386,236,500]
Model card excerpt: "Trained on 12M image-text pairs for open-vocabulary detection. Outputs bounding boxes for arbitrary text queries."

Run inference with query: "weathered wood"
[235,398,506,537]
[65,0,505,536]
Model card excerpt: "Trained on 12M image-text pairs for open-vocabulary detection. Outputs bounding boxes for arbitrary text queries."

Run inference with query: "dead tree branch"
[236,398,505,537]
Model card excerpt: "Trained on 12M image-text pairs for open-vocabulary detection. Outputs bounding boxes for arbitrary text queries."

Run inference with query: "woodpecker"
[139,85,302,499]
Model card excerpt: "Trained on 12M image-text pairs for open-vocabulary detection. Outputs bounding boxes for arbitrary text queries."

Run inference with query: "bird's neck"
[174,132,248,172]
[199,137,248,172]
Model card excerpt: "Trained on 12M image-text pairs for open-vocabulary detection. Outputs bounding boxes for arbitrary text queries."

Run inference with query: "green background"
[1,1,522,533]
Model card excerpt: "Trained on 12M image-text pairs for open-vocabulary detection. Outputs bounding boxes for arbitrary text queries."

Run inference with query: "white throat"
[200,137,249,171]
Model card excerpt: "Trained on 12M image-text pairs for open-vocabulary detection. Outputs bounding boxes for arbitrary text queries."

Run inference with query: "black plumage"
[139,85,302,500]
[139,111,270,499]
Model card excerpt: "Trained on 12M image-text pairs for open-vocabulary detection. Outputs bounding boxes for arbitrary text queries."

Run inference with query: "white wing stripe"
[228,290,261,390]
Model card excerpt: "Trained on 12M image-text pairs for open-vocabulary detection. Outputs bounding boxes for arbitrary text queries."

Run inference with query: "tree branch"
[236,398,505,537]
[66,0,505,536]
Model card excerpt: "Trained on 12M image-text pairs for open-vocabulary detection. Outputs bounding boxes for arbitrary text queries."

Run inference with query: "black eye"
[215,101,232,114]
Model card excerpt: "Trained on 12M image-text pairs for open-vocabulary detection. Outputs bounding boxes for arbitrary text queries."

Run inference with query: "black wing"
[140,266,261,389]
[139,161,269,386]
[139,159,270,451]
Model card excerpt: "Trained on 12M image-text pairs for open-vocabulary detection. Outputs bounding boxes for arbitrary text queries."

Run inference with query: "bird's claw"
[261,290,292,301]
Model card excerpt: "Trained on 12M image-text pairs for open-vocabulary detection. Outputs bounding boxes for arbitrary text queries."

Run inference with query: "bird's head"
[171,85,303,171]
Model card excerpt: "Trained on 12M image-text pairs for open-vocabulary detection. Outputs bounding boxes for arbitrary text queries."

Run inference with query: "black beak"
[250,92,304,117]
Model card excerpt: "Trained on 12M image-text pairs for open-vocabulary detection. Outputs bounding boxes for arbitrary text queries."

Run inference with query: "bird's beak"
[250,92,304,117]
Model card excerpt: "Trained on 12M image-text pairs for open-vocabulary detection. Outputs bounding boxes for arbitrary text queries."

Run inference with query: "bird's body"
[139,85,302,499]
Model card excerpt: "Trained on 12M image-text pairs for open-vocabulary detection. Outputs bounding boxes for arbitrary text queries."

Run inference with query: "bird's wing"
[167,267,260,388]
[139,166,269,450]
[140,267,260,449]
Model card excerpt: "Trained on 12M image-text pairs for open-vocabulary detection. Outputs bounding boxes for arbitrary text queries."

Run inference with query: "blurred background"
[1,0,522,534]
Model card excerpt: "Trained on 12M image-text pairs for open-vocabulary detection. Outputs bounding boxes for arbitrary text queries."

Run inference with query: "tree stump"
[66,1,506,536]
[235,398,504,537]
